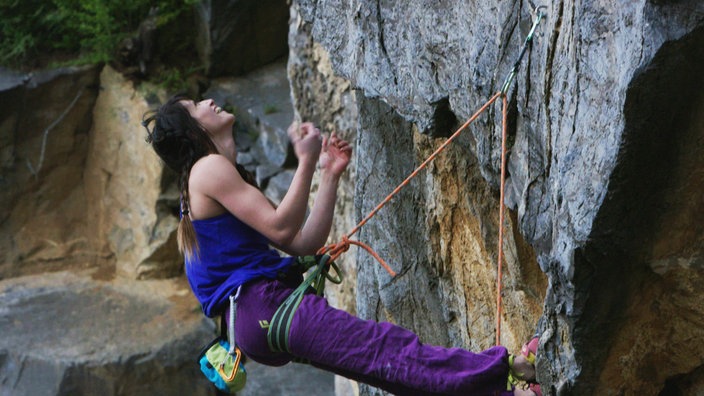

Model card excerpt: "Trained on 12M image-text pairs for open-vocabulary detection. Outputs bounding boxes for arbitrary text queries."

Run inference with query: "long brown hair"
[143,96,257,260]
[142,96,215,259]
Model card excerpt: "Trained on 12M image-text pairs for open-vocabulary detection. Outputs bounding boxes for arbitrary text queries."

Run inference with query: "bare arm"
[189,123,323,246]
[280,133,352,256]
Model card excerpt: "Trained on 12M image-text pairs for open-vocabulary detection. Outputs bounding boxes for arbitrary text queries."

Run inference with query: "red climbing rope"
[318,236,395,277]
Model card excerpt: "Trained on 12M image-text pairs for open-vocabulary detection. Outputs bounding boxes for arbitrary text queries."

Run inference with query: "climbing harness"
[267,255,342,354]
[270,5,547,353]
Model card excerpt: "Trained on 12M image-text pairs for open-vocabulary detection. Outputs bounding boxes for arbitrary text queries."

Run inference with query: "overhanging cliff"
[288,0,704,394]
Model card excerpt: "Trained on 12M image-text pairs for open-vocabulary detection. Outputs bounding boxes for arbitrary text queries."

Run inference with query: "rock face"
[85,67,180,280]
[289,0,704,394]
[0,66,102,278]
[0,64,179,281]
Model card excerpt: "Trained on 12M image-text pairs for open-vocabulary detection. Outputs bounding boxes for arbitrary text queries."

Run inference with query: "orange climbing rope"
[317,91,502,277]
[495,6,546,347]
[496,94,509,346]
[316,5,547,348]
[317,91,507,344]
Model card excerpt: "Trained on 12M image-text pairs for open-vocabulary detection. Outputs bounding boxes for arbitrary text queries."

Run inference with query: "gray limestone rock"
[0,271,214,396]
[291,0,704,394]
[205,59,296,168]
[238,361,334,396]
[255,163,281,189]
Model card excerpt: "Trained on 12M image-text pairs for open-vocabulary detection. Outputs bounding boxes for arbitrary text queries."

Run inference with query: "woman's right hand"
[288,122,323,165]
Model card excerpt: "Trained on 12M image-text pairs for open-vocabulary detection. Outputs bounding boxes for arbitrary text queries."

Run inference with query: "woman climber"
[143,95,541,396]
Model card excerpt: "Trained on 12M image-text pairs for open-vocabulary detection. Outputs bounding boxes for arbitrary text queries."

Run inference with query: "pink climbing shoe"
[521,336,539,366]
[510,336,541,395]
[511,383,542,396]
[522,336,541,395]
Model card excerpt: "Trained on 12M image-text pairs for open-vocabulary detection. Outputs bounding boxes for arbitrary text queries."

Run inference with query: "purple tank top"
[185,212,294,317]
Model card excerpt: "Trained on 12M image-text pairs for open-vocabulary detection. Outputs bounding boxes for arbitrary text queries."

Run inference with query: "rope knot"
[317,239,345,262]
[318,237,397,278]
[338,236,351,253]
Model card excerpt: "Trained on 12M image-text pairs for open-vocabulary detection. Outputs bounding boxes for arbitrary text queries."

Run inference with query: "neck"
[210,133,237,165]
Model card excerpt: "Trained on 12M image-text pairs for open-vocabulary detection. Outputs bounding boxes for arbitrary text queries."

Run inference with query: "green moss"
[263,104,279,115]
[0,0,197,69]
[154,67,187,92]
[223,104,237,114]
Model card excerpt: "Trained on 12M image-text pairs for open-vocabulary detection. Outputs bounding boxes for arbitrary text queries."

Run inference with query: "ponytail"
[178,168,199,261]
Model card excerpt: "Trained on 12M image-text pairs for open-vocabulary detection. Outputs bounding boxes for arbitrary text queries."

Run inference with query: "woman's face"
[181,99,235,134]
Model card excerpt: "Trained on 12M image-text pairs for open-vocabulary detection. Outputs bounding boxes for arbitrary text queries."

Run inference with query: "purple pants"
[233,278,513,396]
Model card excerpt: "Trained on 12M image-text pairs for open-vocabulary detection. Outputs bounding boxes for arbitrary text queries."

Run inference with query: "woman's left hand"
[319,132,351,176]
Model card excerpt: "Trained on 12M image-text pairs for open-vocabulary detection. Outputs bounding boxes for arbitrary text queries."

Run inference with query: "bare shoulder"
[186,155,236,219]
[191,154,241,184]
[191,153,233,173]
[190,153,253,197]
[188,154,271,222]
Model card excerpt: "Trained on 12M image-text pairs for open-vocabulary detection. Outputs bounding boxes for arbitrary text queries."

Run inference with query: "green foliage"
[153,64,203,93]
[0,0,197,68]
[263,104,279,115]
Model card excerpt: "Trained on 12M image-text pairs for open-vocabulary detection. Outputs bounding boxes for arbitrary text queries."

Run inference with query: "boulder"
[264,170,295,206]
[255,164,281,189]
[238,361,334,396]
[0,271,214,396]
[205,59,295,168]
